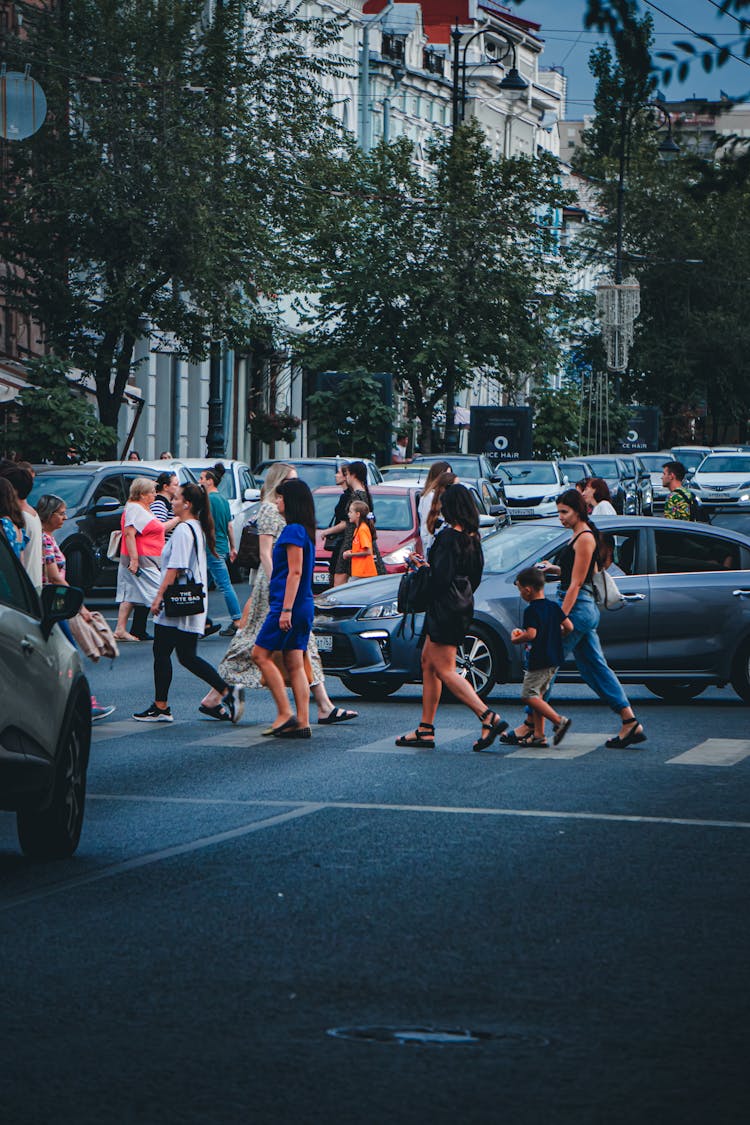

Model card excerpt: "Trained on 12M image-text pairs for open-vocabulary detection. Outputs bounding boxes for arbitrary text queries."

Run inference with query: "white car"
[637,452,674,510]
[691,454,750,506]
[493,460,567,519]
[183,459,262,544]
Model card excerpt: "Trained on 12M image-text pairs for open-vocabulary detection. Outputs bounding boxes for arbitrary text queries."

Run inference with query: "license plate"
[315,633,333,651]
[313,572,329,585]
[512,508,537,517]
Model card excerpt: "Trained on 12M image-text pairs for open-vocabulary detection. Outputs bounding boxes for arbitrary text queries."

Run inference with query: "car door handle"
[732,589,750,597]
[20,638,36,655]
[621,593,646,601]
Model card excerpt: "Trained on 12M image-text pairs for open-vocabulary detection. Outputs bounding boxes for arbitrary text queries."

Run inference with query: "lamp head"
[499,66,528,92]
[657,134,680,161]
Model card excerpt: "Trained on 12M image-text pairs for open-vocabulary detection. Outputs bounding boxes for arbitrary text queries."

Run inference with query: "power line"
[642,0,750,69]
[702,0,749,30]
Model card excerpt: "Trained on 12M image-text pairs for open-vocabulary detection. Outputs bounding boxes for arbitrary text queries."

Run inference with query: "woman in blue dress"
[252,479,316,739]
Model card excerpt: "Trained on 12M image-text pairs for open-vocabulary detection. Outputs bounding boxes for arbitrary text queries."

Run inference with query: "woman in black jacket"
[396,483,508,752]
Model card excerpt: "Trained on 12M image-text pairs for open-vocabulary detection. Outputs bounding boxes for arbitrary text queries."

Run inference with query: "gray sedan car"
[312,516,750,705]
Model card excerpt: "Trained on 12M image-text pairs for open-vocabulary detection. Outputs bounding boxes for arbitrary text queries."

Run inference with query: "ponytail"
[180,482,217,557]
[557,488,602,563]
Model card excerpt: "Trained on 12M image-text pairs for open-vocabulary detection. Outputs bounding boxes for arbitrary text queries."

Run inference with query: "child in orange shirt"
[343,501,378,579]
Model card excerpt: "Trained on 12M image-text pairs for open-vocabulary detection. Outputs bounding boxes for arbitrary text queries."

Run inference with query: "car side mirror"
[91,496,120,514]
[478,514,496,529]
[40,584,84,640]
[489,504,505,517]
[562,474,569,484]
[243,487,261,502]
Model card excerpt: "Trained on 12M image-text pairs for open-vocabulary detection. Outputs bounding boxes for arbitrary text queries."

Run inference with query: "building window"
[382,34,405,64]
[423,49,444,76]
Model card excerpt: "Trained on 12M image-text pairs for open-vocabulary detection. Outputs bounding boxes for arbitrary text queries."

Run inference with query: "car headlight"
[541,494,559,504]
[738,481,750,491]
[383,541,417,566]
[360,600,401,619]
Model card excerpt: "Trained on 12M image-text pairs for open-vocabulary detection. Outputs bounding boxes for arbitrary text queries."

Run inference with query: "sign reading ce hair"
[469,406,533,461]
[617,406,660,453]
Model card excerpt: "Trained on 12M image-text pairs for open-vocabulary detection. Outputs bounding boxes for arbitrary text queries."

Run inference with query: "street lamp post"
[444,24,528,453]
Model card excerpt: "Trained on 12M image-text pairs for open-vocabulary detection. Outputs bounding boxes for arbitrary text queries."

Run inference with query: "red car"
[312,485,423,592]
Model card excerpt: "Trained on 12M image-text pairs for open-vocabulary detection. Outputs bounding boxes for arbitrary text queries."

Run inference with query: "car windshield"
[674,449,711,470]
[640,455,669,471]
[290,462,341,490]
[588,459,619,477]
[496,462,557,485]
[697,456,750,474]
[414,456,480,476]
[314,493,413,532]
[482,523,563,574]
[29,473,91,511]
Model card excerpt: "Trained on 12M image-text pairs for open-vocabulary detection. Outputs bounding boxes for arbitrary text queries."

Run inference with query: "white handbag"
[106,530,122,561]
[592,567,625,611]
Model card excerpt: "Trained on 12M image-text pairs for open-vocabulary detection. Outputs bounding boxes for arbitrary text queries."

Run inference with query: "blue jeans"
[206,552,241,622]
[556,588,630,714]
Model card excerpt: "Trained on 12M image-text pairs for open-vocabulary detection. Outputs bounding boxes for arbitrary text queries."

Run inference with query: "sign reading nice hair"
[468,406,533,461]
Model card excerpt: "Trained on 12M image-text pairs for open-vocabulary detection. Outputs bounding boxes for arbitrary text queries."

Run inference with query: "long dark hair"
[440,483,480,541]
[427,470,457,535]
[423,460,452,495]
[557,488,602,555]
[0,477,24,528]
[202,462,226,488]
[277,478,316,544]
[346,461,376,539]
[156,471,177,493]
[180,482,217,556]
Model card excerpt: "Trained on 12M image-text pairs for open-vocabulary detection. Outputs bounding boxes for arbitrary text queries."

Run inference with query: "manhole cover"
[327,1026,548,1047]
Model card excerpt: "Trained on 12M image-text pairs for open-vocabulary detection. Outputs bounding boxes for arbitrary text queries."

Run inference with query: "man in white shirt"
[391,432,411,465]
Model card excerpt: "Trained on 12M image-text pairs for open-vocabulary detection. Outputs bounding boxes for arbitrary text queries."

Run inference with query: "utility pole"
[206,0,227,457]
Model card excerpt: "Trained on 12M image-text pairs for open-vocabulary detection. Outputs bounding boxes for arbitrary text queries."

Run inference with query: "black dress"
[328,486,353,577]
[424,528,484,647]
[335,487,368,576]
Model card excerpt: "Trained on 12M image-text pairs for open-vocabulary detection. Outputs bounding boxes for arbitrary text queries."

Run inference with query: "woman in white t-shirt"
[583,477,617,517]
[133,482,242,724]
[417,460,451,553]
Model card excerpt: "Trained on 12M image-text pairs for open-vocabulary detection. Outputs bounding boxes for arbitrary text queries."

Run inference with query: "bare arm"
[322,519,347,539]
[151,567,181,616]
[278,545,303,631]
[511,626,537,644]
[228,522,237,562]
[259,533,274,579]
[124,526,139,573]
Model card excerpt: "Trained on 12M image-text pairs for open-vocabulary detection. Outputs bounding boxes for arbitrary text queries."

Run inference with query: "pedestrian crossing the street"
[91,719,750,767]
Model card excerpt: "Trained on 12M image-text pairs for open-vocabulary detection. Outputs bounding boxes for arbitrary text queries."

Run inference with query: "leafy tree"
[307,372,394,458]
[297,124,574,452]
[0,0,344,442]
[4,356,117,462]
[530,381,583,459]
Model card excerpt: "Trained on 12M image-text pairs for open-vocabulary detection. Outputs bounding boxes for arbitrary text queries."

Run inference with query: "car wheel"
[645,680,707,704]
[64,547,94,593]
[17,696,90,859]
[455,624,498,699]
[340,677,404,701]
[730,642,750,704]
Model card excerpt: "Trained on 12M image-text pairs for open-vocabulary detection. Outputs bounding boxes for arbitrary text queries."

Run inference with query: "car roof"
[530,513,750,543]
[183,458,249,468]
[314,484,417,496]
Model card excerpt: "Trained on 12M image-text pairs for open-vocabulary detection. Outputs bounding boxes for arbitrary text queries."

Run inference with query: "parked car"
[410,453,502,484]
[581,455,639,515]
[689,453,750,509]
[670,446,714,473]
[558,459,594,485]
[637,452,674,511]
[28,460,197,591]
[493,460,567,519]
[253,457,383,490]
[312,515,750,704]
[619,454,654,515]
[0,534,92,857]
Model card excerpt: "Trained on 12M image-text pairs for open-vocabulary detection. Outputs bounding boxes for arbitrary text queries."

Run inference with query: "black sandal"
[500,718,535,746]
[605,717,647,749]
[473,709,508,752]
[395,723,435,748]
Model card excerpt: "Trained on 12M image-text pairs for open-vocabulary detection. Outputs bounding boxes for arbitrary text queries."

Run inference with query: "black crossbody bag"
[162,524,206,618]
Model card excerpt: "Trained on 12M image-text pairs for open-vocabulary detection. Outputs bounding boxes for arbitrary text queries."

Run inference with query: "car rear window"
[482,523,563,573]
[313,493,413,531]
[29,473,91,510]
[291,463,340,490]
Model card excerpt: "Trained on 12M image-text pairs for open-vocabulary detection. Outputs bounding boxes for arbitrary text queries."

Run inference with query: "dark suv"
[0,533,91,857]
[29,461,195,592]
[585,455,640,515]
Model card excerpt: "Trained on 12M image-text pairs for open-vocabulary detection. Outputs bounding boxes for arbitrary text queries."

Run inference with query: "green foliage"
[5,356,117,463]
[297,123,574,451]
[0,1,345,429]
[530,381,583,459]
[251,411,301,445]
[307,372,394,458]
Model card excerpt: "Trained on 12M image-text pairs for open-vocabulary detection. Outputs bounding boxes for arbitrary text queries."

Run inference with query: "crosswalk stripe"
[666,739,750,767]
[92,719,165,742]
[347,728,468,755]
[508,733,605,760]
[186,725,272,748]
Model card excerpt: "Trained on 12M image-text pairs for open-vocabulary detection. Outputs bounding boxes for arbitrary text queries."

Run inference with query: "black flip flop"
[318,707,358,725]
[199,703,230,721]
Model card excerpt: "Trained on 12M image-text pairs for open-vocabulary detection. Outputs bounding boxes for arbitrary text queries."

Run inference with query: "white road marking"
[92,719,168,741]
[508,733,605,760]
[87,793,750,831]
[666,739,750,767]
[0,804,324,912]
[186,725,274,748]
[347,728,467,755]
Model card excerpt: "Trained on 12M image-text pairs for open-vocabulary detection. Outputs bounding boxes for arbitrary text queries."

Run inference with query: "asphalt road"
[2,591,749,1124]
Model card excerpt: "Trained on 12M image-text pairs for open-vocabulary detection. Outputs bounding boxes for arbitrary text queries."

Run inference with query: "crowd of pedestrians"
[0,452,661,752]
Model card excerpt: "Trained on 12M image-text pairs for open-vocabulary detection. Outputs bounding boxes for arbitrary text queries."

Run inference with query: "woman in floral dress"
[219,463,357,726]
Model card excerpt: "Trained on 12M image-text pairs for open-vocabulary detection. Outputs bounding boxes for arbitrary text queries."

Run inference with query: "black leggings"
[153,624,227,701]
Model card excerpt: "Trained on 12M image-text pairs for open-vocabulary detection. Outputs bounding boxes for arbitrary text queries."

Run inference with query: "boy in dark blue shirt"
[511,567,574,748]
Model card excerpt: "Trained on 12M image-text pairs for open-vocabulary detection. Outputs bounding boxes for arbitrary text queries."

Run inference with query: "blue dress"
[255,523,314,653]
[1,516,28,561]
